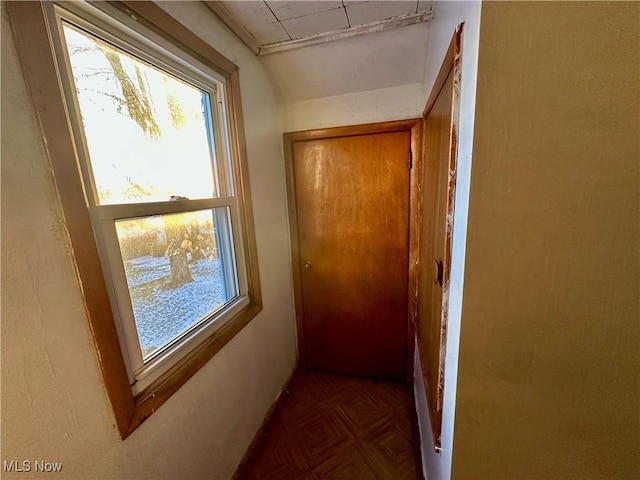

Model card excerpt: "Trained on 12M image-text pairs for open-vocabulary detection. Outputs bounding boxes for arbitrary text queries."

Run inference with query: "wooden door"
[290,130,411,381]
[420,69,454,442]
[417,26,462,447]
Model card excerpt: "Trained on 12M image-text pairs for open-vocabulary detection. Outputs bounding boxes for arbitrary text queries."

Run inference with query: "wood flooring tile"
[240,372,421,480]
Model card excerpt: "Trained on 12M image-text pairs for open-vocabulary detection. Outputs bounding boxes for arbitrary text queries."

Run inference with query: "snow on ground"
[123,255,227,356]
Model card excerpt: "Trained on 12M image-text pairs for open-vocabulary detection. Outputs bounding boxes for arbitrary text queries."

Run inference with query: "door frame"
[283,119,422,384]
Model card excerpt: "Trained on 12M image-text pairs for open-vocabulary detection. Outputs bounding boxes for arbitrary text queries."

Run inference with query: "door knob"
[434,260,443,286]
[304,261,312,270]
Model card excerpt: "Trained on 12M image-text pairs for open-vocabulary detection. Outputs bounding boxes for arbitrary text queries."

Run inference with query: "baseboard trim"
[410,389,426,480]
[231,362,299,480]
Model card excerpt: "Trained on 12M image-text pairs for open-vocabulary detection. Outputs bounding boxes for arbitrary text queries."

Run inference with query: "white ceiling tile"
[346,1,417,26]
[417,0,434,13]
[267,1,343,21]
[342,0,367,5]
[281,7,349,39]
[249,22,291,45]
[221,1,278,27]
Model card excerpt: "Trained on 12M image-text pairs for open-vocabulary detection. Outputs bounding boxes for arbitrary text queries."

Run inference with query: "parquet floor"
[239,371,422,480]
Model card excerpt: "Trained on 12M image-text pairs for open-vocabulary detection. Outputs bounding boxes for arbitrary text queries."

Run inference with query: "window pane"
[116,208,237,360]
[62,23,219,204]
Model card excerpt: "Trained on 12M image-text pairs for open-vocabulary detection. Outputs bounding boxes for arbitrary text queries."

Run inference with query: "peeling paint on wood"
[260,9,434,55]
[416,23,463,449]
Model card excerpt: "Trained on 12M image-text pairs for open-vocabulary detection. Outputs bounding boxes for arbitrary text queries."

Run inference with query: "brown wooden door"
[416,26,463,447]
[420,69,454,440]
[292,131,411,381]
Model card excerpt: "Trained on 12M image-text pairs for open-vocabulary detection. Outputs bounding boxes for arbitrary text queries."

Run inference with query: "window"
[56,5,250,393]
[7,1,261,437]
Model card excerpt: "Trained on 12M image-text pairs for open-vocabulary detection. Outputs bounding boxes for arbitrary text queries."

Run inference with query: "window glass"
[115,208,237,361]
[63,23,218,204]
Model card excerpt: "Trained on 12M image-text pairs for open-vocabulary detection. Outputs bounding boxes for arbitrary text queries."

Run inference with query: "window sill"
[129,301,262,436]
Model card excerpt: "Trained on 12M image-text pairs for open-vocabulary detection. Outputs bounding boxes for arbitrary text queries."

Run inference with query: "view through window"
[8,0,261,437]
[114,208,236,360]
[60,15,243,382]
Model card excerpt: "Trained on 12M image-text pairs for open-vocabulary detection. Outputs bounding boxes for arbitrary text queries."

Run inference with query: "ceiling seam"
[271,5,346,22]
[263,1,293,40]
[342,1,351,28]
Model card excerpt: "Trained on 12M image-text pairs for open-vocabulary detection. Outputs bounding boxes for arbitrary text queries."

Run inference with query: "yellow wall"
[452,2,639,478]
[1,3,297,478]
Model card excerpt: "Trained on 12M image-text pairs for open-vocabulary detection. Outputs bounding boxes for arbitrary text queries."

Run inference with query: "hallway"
[4,2,638,478]
[239,372,421,479]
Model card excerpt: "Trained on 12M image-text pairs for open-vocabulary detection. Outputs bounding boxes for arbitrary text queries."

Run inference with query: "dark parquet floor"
[239,371,421,480]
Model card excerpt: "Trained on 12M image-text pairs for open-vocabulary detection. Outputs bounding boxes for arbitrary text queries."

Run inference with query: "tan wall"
[0,2,296,479]
[452,2,640,478]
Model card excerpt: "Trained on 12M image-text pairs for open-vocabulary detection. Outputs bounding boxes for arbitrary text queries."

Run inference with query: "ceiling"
[259,20,430,103]
[205,1,434,55]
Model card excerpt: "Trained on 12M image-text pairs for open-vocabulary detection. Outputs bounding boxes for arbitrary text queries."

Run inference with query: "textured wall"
[280,83,426,132]
[1,2,296,478]
[452,2,640,478]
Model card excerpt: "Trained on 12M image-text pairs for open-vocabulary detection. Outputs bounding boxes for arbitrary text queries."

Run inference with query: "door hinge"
[409,151,413,169]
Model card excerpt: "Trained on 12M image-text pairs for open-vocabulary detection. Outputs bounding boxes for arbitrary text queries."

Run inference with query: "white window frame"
[6,0,262,438]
